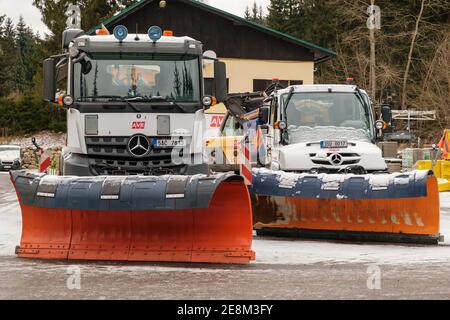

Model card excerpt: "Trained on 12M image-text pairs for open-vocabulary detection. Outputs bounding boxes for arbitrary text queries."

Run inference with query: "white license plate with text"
[320,140,348,148]
[154,139,187,148]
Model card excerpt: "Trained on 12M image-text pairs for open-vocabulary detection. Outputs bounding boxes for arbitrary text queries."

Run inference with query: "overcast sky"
[0,0,271,36]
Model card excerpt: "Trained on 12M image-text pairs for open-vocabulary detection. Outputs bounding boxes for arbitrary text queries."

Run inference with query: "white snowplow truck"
[13,26,256,264]
[213,83,441,245]
[43,26,228,176]
[212,83,389,174]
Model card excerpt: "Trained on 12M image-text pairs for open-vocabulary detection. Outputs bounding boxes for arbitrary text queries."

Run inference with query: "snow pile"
[287,126,371,144]
[369,174,389,190]
[321,174,345,191]
[6,131,66,149]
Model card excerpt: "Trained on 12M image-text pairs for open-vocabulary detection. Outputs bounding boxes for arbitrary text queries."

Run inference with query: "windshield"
[73,53,201,102]
[283,92,373,143]
[0,147,20,158]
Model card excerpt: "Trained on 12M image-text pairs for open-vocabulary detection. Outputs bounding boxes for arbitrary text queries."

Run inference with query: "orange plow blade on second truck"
[250,169,441,244]
[11,171,255,264]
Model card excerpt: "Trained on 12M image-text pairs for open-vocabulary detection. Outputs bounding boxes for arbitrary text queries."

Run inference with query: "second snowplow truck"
[11,25,255,264]
[209,82,441,244]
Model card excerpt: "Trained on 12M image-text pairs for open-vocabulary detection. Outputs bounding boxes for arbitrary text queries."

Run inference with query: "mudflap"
[10,171,255,264]
[250,169,441,244]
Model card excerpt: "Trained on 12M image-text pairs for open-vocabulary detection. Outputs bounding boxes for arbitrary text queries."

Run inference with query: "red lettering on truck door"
[132,122,145,129]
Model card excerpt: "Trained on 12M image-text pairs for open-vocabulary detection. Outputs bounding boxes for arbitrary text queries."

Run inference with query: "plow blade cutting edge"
[11,171,255,264]
[250,169,441,244]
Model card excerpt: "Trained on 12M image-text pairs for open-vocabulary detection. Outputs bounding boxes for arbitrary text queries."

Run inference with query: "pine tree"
[244,6,251,20]
[15,16,41,95]
[266,0,289,31]
[244,1,265,24]
[0,18,18,97]
[251,2,259,21]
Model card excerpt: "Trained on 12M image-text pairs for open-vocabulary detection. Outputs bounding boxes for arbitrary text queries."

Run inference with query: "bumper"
[62,153,93,176]
[63,152,210,176]
[0,163,21,171]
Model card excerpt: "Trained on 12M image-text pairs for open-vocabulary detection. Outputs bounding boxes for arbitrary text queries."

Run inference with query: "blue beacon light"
[113,25,128,41]
[148,26,163,42]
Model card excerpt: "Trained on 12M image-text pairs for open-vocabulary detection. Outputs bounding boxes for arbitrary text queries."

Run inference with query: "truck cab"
[43,26,227,176]
[265,84,387,173]
[209,84,388,174]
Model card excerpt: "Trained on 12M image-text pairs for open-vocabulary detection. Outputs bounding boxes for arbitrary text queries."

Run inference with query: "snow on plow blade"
[250,169,441,244]
[10,171,255,264]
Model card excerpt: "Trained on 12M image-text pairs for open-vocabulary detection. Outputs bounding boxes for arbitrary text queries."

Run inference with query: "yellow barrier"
[416,160,450,192]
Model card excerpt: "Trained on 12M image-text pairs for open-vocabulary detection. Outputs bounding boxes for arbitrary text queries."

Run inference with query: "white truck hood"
[278,139,386,172]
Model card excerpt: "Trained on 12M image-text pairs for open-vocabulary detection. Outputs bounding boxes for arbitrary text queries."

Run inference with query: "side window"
[222,114,243,136]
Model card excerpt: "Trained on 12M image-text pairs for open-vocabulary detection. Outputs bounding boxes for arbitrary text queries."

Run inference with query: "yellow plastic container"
[441,161,450,180]
[415,160,442,177]
[438,179,450,192]
[415,160,450,192]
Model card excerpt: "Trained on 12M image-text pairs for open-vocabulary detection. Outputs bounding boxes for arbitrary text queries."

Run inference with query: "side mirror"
[381,105,392,123]
[381,105,393,133]
[214,61,227,103]
[43,58,56,103]
[259,107,270,125]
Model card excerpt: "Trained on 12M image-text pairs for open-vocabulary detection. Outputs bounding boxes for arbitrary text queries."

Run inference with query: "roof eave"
[87,0,337,61]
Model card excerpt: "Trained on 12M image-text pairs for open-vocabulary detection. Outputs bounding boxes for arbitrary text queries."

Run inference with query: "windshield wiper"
[77,95,124,102]
[77,95,142,112]
[280,88,295,145]
[128,96,188,113]
[283,87,295,111]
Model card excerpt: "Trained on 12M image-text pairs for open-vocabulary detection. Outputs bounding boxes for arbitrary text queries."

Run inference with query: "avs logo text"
[210,115,224,128]
[132,122,145,129]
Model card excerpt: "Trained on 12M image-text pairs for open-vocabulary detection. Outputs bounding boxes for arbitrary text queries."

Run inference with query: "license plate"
[4,166,11,169]
[320,140,348,149]
[154,138,187,148]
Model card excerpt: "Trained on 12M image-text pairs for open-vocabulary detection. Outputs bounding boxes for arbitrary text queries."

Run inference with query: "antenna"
[134,23,140,41]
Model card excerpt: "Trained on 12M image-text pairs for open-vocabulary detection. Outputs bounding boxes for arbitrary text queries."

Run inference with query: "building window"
[204,78,229,96]
[253,79,303,92]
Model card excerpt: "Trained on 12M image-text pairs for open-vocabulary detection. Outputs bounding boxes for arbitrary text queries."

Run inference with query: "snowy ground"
[1,171,450,299]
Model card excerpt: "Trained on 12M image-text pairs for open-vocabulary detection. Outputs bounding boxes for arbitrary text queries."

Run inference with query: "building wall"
[107,0,317,61]
[204,58,314,119]
[203,58,314,93]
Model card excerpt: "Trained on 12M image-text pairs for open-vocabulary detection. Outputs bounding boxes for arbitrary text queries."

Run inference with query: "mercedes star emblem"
[330,153,343,166]
[128,134,150,157]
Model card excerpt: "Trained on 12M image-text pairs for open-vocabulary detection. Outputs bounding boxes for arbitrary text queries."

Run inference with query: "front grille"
[309,152,361,166]
[85,136,188,175]
[85,136,189,159]
[1,161,13,165]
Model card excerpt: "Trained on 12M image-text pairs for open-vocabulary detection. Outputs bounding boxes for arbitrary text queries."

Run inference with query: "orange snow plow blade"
[250,169,441,244]
[11,172,255,264]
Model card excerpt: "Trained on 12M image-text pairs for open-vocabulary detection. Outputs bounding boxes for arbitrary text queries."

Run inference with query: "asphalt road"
[1,172,450,300]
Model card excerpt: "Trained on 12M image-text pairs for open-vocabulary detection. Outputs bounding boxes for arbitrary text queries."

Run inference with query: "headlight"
[375,120,385,130]
[63,95,74,106]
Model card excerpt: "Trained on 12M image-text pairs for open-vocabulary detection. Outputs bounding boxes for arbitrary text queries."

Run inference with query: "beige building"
[203,58,315,93]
